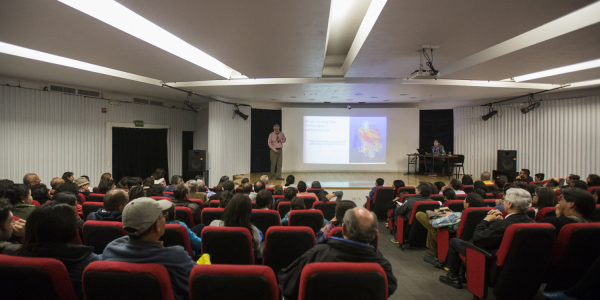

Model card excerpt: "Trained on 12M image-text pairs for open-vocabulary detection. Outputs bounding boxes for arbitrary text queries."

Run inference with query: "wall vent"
[50,85,76,94]
[133,98,149,104]
[77,89,101,97]
[148,100,163,106]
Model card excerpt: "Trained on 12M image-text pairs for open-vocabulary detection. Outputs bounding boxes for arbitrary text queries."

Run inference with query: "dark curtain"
[181,131,194,181]
[419,109,454,153]
[112,127,169,182]
[251,108,282,173]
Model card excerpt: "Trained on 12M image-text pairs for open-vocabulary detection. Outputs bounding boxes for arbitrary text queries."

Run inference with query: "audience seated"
[23,173,41,186]
[315,200,357,244]
[278,207,397,299]
[209,193,263,260]
[418,193,485,263]
[87,189,129,221]
[392,179,406,196]
[390,182,432,243]
[472,188,487,199]
[74,177,91,198]
[127,185,146,201]
[571,180,589,190]
[217,190,234,208]
[50,177,64,192]
[443,188,457,200]
[461,175,473,185]
[151,168,167,188]
[126,176,143,189]
[260,175,274,188]
[102,197,195,300]
[14,201,100,299]
[281,197,306,226]
[595,189,599,203]
[535,173,545,182]
[255,189,273,210]
[434,181,445,194]
[273,184,283,195]
[491,177,505,196]
[0,200,26,254]
[241,182,253,196]
[439,188,534,289]
[368,178,384,199]
[284,175,296,188]
[587,174,600,187]
[440,179,465,195]
[30,183,51,205]
[116,176,130,189]
[480,172,492,184]
[544,255,600,300]
[517,168,534,183]
[53,192,85,233]
[62,172,75,183]
[308,181,342,200]
[296,181,316,199]
[533,187,558,215]
[474,180,487,191]
[99,173,112,187]
[165,175,183,193]
[98,179,116,194]
[6,184,35,220]
[282,186,298,203]
[538,188,595,235]
[147,184,165,197]
[545,178,560,190]
[209,180,234,201]
[164,202,202,255]
[562,174,580,189]
[248,180,265,201]
[172,183,202,226]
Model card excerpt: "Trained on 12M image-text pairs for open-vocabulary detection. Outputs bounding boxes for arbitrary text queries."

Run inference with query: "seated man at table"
[424,139,446,176]
[439,188,534,289]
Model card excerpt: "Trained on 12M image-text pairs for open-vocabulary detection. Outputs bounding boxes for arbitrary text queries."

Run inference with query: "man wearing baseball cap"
[102,197,196,300]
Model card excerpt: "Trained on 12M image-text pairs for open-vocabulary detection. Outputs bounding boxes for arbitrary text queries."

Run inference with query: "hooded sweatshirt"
[86,209,123,222]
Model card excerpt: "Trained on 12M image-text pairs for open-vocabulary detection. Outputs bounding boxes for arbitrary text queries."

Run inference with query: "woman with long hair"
[284,175,296,187]
[117,176,131,189]
[98,179,115,194]
[99,173,112,187]
[17,201,100,299]
[533,187,558,214]
[209,193,262,260]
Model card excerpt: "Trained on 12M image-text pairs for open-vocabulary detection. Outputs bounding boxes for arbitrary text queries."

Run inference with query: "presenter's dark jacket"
[433,145,446,156]
[277,237,397,300]
[472,212,534,249]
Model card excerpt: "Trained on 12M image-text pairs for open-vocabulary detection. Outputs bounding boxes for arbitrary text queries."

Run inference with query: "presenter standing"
[269,124,286,180]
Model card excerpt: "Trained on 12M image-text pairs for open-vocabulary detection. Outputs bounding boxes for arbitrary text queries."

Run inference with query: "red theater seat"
[174,207,195,227]
[200,208,224,226]
[32,200,41,207]
[208,200,220,208]
[436,207,492,262]
[462,223,555,299]
[312,201,337,220]
[535,207,557,221]
[88,193,105,202]
[201,226,254,265]
[250,209,281,235]
[82,202,104,221]
[264,226,315,274]
[366,187,394,220]
[461,185,474,193]
[289,210,324,234]
[160,224,194,259]
[545,223,600,292]
[298,263,388,300]
[188,199,205,210]
[189,265,279,300]
[277,201,291,219]
[83,221,126,254]
[396,187,416,197]
[444,200,465,213]
[83,261,175,300]
[396,201,440,249]
[0,254,78,300]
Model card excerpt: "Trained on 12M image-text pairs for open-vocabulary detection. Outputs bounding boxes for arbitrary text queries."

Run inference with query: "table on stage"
[406,154,458,179]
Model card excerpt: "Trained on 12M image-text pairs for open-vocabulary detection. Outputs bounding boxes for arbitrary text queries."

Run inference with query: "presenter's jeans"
[270,148,283,178]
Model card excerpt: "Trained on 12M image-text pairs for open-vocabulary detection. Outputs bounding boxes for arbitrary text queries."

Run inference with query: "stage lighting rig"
[233,104,249,120]
[520,94,542,114]
[481,105,498,121]
[184,99,200,113]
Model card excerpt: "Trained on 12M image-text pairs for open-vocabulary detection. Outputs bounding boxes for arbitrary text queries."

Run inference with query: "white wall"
[0,85,200,186]
[282,107,419,172]
[454,95,600,179]
[207,101,251,186]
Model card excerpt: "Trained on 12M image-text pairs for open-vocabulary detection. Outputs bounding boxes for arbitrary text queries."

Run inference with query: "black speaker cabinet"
[188,150,206,171]
[497,150,517,172]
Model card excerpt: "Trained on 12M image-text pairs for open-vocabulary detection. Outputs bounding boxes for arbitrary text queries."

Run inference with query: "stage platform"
[232,172,464,190]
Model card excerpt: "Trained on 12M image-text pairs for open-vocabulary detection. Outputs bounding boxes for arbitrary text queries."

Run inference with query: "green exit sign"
[134,120,144,127]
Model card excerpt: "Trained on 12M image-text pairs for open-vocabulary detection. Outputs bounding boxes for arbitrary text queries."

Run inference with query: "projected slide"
[303,116,387,164]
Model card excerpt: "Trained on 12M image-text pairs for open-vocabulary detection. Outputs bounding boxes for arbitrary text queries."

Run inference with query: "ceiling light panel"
[513,58,600,82]
[58,0,237,79]
[0,41,162,85]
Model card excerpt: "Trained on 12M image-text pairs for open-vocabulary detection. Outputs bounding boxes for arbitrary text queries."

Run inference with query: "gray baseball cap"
[122,197,172,236]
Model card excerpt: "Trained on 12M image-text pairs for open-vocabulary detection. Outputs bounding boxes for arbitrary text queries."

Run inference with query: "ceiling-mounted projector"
[408,45,440,80]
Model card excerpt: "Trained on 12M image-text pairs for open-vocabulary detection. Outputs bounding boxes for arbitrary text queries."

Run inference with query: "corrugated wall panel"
[454,95,600,179]
[194,108,209,151]
[0,85,198,186]
[207,102,251,186]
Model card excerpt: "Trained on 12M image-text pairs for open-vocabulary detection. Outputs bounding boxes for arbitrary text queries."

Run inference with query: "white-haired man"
[260,175,274,189]
[439,188,534,289]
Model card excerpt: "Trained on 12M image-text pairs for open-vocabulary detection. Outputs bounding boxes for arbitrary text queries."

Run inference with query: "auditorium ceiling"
[0,0,599,106]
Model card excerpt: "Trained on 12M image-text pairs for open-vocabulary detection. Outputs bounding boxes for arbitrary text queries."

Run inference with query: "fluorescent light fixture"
[341,0,387,74]
[513,58,600,82]
[330,0,356,22]
[565,78,600,88]
[58,0,239,79]
[0,41,162,85]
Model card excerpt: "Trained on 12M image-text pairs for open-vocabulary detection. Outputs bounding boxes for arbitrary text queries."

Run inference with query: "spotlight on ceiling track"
[481,105,498,121]
[520,101,541,114]
[233,105,249,120]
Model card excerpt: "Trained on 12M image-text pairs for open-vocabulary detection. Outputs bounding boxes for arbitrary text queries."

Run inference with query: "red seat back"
[188,199,205,210]
[399,194,415,203]
[312,201,337,220]
[174,207,195,227]
[208,200,220,208]
[396,187,416,197]
[161,224,194,259]
[588,186,600,194]
[408,201,440,225]
[189,265,279,300]
[289,210,324,234]
[535,207,556,221]
[0,254,78,300]
[250,209,281,235]
[32,200,41,207]
[372,187,394,220]
[298,263,388,300]
[83,221,126,254]
[461,185,474,192]
[456,207,493,240]
[83,261,174,300]
[444,200,465,212]
[264,226,315,274]
[277,201,291,219]
[82,202,104,221]
[201,226,254,264]
[200,208,225,226]
[88,193,105,202]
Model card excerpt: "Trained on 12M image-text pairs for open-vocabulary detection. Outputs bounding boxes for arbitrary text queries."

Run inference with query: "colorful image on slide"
[349,117,386,163]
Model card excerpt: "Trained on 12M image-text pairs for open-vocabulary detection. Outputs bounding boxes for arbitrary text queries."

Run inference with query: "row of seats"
[0,255,388,300]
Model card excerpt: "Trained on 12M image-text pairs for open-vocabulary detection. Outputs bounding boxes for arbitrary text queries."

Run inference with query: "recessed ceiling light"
[0,41,161,85]
[58,0,240,79]
[355,93,363,95]
[310,93,317,95]
[400,94,408,96]
[291,96,297,98]
[511,58,600,82]
[410,97,418,99]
